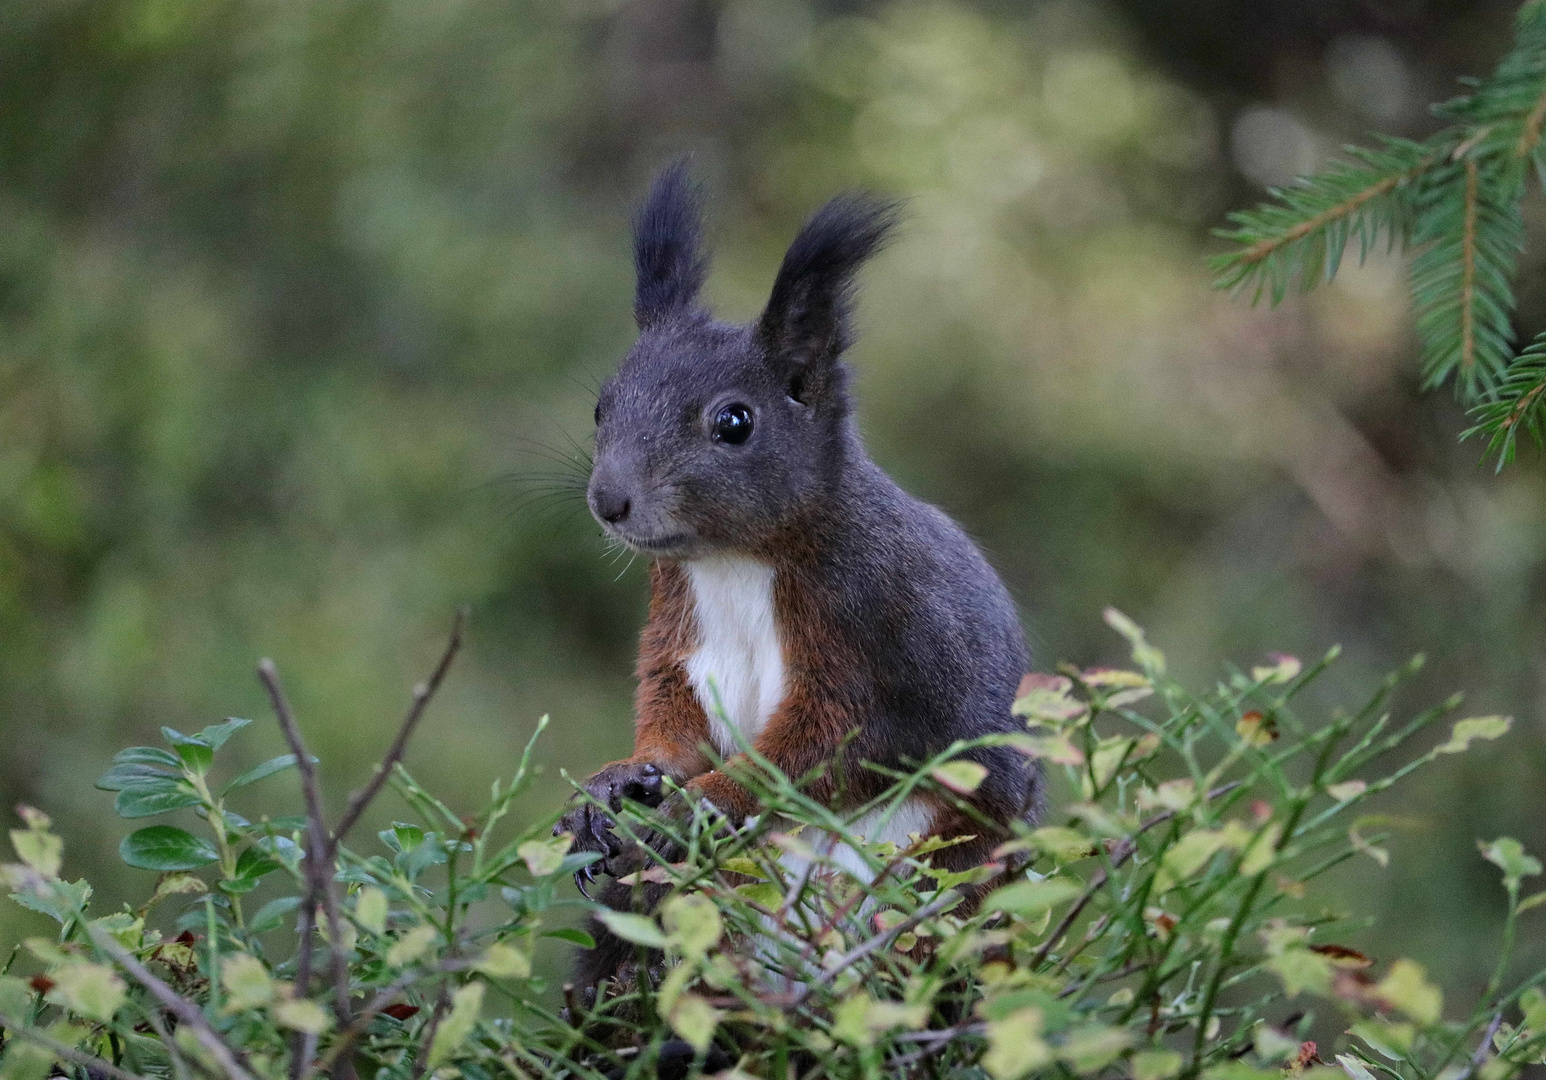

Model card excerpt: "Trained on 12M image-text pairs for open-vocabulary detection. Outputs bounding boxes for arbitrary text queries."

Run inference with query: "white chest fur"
[683,555,787,758]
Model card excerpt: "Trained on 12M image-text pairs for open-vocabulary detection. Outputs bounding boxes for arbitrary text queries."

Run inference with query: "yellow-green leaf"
[662,893,722,959]
[273,998,332,1035]
[932,760,989,794]
[1031,826,1095,861]
[426,981,484,1068]
[9,828,61,880]
[355,886,388,935]
[518,834,572,877]
[666,991,722,1054]
[221,953,274,1012]
[984,877,1083,918]
[473,942,531,980]
[1375,959,1441,1026]
[1264,949,1332,997]
[1133,1049,1184,1080]
[1437,716,1512,754]
[1058,1025,1133,1073]
[981,1006,1051,1080]
[45,963,125,1022]
[1326,780,1367,802]
[385,924,437,967]
[1003,733,1085,766]
[596,910,667,949]
[1479,837,1542,890]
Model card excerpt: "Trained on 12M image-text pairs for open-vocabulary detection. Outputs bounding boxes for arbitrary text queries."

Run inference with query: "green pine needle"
[1214,0,1546,468]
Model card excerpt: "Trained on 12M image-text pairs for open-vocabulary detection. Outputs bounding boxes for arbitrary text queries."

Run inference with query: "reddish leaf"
[1311,944,1373,968]
[29,975,55,993]
[382,1003,421,1021]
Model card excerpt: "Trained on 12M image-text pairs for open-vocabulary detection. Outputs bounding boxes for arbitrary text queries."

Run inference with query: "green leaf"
[1479,836,1542,890]
[113,747,182,768]
[221,754,307,795]
[596,910,668,949]
[984,877,1083,918]
[174,741,214,774]
[96,763,180,791]
[248,896,300,934]
[114,784,203,819]
[198,718,251,749]
[119,826,219,871]
[0,1021,87,1080]
[542,928,595,948]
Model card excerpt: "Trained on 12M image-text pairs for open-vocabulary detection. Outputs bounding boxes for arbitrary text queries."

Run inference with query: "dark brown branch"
[88,930,256,1080]
[0,1011,154,1080]
[332,607,468,847]
[258,658,353,1041]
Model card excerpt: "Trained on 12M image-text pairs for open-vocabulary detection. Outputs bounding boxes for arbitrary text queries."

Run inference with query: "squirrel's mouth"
[608,529,699,556]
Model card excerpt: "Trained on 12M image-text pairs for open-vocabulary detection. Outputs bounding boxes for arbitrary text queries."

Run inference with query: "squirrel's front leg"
[555,665,712,888]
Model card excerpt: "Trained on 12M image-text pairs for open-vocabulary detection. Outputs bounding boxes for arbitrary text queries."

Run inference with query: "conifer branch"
[1217,0,1546,466]
[1513,87,1546,157]
[1462,159,1480,374]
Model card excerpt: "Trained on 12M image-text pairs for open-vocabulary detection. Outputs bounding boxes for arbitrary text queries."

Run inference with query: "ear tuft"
[759,193,901,375]
[633,160,709,329]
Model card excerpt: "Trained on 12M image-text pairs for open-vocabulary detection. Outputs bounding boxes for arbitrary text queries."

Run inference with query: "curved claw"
[574,865,594,899]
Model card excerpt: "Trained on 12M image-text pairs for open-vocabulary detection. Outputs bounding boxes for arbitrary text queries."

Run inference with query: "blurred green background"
[2,0,1544,999]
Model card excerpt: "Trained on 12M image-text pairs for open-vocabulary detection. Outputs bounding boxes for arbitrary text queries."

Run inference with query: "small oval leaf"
[115,785,203,820]
[119,826,219,871]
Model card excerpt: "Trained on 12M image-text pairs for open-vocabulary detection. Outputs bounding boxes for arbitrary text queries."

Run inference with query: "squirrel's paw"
[555,762,665,895]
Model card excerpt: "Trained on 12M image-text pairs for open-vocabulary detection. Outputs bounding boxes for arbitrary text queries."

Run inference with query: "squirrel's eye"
[712,403,754,445]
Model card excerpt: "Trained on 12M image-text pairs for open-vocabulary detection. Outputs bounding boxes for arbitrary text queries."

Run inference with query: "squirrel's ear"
[757,193,900,394]
[633,161,709,329]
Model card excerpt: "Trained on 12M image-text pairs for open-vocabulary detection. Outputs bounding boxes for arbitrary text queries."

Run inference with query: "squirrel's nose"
[593,488,631,524]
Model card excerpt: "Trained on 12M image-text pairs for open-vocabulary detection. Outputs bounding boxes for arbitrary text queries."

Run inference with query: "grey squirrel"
[557,163,1039,987]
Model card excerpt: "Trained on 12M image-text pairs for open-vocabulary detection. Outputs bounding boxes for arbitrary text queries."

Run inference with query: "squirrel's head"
[588,163,899,559]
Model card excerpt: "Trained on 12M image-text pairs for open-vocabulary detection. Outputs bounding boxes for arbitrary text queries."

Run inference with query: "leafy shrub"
[2,611,1544,1080]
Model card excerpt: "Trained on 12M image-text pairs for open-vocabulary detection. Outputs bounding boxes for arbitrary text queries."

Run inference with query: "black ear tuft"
[633,160,709,329]
[758,192,901,379]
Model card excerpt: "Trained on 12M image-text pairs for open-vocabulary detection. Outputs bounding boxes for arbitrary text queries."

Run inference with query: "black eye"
[594,401,602,425]
[711,403,754,445]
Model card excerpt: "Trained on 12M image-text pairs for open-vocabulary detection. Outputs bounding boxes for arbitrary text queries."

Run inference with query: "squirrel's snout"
[591,487,631,525]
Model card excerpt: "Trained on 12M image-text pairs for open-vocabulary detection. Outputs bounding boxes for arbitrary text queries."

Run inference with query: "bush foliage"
[2,612,1544,1080]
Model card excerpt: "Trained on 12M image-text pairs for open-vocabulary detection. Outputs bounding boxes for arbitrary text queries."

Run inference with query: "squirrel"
[556,163,1039,988]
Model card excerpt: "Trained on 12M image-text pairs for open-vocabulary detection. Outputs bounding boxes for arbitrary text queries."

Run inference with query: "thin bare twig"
[1459,1011,1506,1080]
[0,1011,154,1080]
[792,889,960,1004]
[88,930,255,1080]
[1031,781,1243,970]
[259,659,353,1036]
[333,607,468,846]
